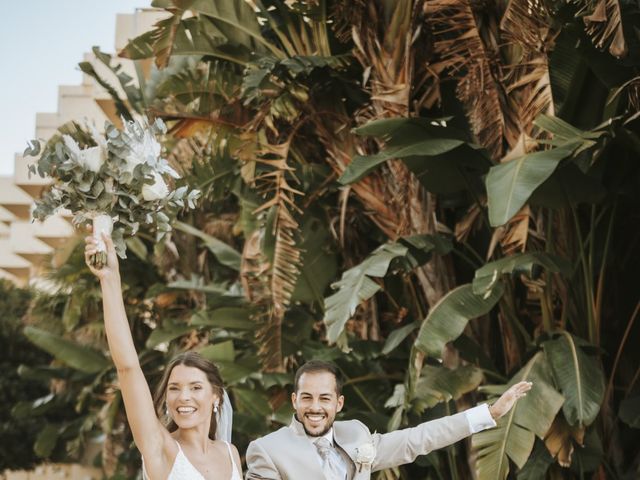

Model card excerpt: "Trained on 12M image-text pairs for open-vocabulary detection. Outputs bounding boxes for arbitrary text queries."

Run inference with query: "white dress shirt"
[465,403,496,432]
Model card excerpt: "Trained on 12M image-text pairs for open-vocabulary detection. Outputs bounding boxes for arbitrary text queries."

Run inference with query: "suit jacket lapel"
[333,421,373,480]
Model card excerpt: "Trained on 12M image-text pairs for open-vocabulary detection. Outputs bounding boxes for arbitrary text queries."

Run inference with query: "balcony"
[0,176,33,220]
[13,154,50,198]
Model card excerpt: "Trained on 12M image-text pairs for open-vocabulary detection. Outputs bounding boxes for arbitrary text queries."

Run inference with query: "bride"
[85,232,242,480]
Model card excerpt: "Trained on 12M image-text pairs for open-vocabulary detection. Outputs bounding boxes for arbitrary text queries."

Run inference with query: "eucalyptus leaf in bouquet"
[25,117,201,268]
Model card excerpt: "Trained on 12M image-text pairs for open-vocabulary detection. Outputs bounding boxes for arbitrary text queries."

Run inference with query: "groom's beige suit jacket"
[245,409,482,480]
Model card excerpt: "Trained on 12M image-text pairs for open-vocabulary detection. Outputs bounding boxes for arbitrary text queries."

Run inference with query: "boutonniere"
[355,442,376,472]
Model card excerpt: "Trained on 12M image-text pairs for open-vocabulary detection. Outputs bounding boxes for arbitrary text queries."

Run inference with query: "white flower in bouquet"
[122,125,162,175]
[80,147,105,172]
[63,135,106,173]
[142,171,170,201]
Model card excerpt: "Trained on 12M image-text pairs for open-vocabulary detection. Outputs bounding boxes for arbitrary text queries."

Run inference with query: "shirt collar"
[311,427,334,445]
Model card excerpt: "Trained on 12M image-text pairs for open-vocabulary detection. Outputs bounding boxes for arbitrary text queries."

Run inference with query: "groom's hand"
[488,381,532,419]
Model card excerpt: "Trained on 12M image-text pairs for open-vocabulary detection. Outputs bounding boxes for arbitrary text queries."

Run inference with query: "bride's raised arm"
[85,232,175,472]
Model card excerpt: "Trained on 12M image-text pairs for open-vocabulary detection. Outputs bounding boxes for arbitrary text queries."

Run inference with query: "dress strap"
[225,441,241,478]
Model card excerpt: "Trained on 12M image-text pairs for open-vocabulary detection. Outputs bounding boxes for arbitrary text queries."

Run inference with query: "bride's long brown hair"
[152,352,224,440]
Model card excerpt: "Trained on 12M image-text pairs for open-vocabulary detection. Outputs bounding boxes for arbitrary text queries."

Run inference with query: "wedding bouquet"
[25,117,201,268]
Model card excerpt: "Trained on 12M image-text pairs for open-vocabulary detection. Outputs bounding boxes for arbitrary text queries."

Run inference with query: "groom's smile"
[292,371,344,437]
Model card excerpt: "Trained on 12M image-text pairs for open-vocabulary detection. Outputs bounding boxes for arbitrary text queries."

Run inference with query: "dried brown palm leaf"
[150,11,185,69]
[350,0,418,117]
[455,201,485,244]
[339,0,457,304]
[349,1,435,236]
[580,0,628,58]
[314,116,401,239]
[544,415,585,467]
[330,0,368,43]
[202,213,238,246]
[487,205,531,258]
[240,230,282,372]
[505,55,554,132]
[244,138,304,372]
[424,0,513,158]
[500,0,553,51]
[240,230,271,303]
[501,0,558,134]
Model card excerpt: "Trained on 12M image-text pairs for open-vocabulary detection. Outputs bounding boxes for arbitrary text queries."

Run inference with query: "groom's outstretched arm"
[246,440,281,480]
[371,381,532,472]
[371,405,488,471]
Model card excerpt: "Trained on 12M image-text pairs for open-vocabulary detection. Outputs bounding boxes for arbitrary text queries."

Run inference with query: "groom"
[245,360,531,479]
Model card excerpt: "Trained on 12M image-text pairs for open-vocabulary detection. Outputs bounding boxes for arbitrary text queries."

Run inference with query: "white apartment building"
[0,9,166,286]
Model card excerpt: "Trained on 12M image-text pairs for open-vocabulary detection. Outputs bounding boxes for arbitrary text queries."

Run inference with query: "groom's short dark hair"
[294,360,343,395]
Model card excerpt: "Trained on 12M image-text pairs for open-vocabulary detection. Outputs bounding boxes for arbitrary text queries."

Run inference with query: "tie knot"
[314,437,332,458]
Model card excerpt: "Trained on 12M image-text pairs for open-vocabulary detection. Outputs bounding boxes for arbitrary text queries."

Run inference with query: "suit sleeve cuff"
[465,403,496,433]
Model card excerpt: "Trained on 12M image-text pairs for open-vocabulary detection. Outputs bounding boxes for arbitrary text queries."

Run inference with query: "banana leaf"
[516,440,554,480]
[120,15,251,66]
[339,138,465,184]
[186,0,275,55]
[199,339,235,362]
[382,322,418,355]
[414,283,504,359]
[619,387,640,428]
[291,215,338,305]
[175,221,241,270]
[24,326,109,374]
[570,428,604,473]
[190,307,254,330]
[145,322,193,349]
[413,364,484,410]
[77,60,133,121]
[34,423,60,458]
[346,117,489,192]
[473,252,571,295]
[543,332,605,427]
[486,144,578,227]
[323,242,408,346]
[234,387,273,419]
[473,352,565,480]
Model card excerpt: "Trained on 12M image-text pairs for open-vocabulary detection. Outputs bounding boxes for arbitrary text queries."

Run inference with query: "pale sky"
[0,0,150,176]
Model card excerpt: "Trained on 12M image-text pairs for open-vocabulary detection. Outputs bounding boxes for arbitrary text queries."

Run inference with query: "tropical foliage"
[0,280,51,471]
[12,0,640,478]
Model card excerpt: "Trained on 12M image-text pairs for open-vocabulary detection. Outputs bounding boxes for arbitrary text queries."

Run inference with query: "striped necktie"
[314,437,346,480]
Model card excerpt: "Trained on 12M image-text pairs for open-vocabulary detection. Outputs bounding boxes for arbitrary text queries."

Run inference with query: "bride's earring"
[164,403,170,419]
[213,401,219,414]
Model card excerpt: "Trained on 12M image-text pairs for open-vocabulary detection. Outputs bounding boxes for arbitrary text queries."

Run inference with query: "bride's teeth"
[177,407,196,414]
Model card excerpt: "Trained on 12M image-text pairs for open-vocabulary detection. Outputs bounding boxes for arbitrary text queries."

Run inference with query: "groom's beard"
[295,413,335,437]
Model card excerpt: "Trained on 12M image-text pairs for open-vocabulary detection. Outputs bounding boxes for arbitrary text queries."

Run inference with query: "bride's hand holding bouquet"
[25,117,200,267]
[84,229,119,282]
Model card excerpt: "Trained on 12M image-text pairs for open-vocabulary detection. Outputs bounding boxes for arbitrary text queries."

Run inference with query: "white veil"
[215,389,233,442]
